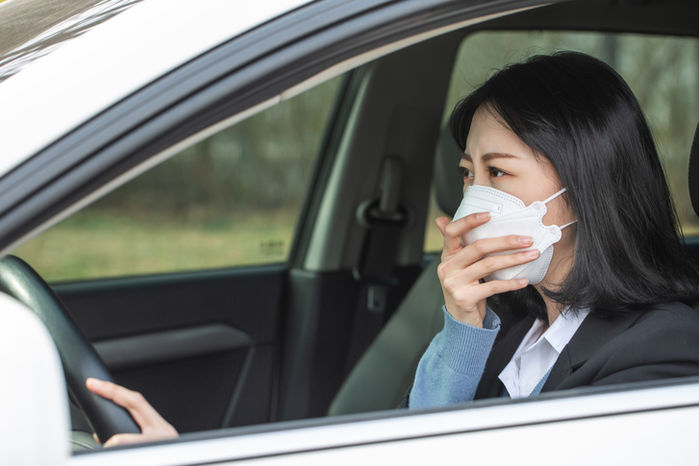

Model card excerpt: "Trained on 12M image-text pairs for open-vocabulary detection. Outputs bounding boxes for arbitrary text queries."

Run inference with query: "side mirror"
[0,293,69,465]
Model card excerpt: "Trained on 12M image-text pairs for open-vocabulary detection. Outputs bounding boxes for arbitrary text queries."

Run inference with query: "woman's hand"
[435,212,539,327]
[85,378,179,447]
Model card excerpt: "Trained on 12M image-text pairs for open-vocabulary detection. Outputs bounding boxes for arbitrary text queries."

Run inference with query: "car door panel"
[54,266,285,432]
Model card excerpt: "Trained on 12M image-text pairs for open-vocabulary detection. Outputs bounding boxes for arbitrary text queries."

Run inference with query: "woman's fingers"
[438,212,490,257]
[437,231,539,324]
[460,248,539,282]
[439,234,534,276]
[103,433,147,448]
[480,277,530,296]
[434,216,450,235]
[445,275,529,309]
[442,270,530,323]
[86,377,132,405]
[86,378,156,428]
[85,378,178,446]
[441,249,538,301]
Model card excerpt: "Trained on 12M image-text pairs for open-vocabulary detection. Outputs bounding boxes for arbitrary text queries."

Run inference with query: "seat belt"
[345,156,407,371]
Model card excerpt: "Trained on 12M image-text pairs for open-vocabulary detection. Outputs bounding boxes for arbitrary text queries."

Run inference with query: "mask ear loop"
[543,188,577,230]
[543,187,567,204]
[560,220,577,230]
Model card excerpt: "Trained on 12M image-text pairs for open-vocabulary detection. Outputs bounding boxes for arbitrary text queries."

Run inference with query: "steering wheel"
[0,255,140,442]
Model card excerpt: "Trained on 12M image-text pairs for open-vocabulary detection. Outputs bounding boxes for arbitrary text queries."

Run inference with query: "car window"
[424,31,699,252]
[16,76,343,282]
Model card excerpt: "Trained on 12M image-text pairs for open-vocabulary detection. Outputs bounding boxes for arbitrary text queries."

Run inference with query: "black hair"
[450,51,697,319]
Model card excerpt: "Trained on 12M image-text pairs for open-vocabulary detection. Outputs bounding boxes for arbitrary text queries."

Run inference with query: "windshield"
[0,0,142,83]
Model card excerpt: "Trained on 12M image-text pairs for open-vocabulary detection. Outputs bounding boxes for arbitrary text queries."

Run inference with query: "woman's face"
[460,104,576,287]
[460,104,575,229]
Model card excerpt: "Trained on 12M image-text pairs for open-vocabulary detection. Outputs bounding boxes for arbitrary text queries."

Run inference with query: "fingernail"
[86,378,101,388]
[518,279,529,286]
[517,236,533,245]
[476,212,489,221]
[524,250,539,258]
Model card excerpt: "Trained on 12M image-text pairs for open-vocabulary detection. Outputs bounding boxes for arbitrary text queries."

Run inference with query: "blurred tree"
[94,76,342,218]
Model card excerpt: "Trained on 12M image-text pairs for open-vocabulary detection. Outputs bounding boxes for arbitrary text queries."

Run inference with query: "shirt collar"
[541,307,591,354]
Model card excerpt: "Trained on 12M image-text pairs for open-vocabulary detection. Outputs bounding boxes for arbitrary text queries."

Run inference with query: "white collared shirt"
[498,307,591,398]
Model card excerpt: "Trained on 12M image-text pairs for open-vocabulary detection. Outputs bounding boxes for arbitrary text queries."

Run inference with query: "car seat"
[328,127,463,415]
[684,121,699,263]
[687,122,699,224]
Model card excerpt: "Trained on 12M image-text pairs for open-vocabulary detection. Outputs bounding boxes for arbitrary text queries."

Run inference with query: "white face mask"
[452,185,576,285]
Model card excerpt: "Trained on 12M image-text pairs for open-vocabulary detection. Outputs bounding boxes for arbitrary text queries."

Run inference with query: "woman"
[86,51,699,443]
[409,51,699,408]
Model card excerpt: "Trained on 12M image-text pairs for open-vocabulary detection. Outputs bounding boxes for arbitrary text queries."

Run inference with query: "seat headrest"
[689,122,699,217]
[433,125,464,217]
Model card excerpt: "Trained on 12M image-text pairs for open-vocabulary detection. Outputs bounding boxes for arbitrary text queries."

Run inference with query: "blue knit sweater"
[409,306,501,409]
[409,306,551,409]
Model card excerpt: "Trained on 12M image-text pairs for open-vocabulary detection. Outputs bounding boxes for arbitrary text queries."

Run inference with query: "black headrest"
[433,126,464,216]
[689,122,699,217]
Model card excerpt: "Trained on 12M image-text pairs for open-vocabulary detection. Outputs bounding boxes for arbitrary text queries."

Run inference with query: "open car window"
[16,77,342,281]
[425,30,699,252]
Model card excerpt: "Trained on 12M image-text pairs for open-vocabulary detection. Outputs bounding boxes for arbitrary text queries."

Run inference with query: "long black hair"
[450,51,697,319]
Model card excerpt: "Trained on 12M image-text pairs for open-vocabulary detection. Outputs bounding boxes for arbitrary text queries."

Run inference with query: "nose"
[468,179,491,189]
[463,180,488,194]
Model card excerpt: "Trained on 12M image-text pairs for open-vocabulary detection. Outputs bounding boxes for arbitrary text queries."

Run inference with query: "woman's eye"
[458,166,474,179]
[488,166,506,178]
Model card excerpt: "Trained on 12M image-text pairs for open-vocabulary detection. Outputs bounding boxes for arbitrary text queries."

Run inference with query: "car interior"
[4,0,698,449]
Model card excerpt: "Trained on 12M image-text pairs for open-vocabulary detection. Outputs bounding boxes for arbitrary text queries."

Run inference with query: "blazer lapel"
[475,315,534,399]
[542,310,640,391]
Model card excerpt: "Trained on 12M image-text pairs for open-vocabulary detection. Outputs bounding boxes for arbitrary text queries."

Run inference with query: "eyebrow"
[462,152,521,163]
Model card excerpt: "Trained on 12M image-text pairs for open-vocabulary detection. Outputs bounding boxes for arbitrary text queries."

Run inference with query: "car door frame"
[67,377,699,465]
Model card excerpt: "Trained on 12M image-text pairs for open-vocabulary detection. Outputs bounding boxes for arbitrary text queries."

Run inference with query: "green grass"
[14,210,299,282]
[13,204,444,283]
[13,205,698,284]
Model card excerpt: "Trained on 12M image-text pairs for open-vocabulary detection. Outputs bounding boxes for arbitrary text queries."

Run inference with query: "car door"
[13,71,352,433]
[0,0,451,433]
[3,0,535,434]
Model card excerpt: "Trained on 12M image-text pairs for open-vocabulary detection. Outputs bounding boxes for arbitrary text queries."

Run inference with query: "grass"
[14,204,447,283]
[16,201,696,284]
[14,210,299,282]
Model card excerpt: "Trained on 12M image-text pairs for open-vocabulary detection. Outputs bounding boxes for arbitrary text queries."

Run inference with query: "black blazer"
[474,301,699,399]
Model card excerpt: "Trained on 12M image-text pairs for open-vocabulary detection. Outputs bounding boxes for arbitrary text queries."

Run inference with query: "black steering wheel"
[0,255,140,442]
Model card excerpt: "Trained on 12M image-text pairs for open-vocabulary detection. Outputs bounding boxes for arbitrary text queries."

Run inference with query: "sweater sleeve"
[408,306,501,409]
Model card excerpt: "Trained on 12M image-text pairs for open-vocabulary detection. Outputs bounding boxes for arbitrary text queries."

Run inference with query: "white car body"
[67,383,699,465]
[0,0,308,176]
